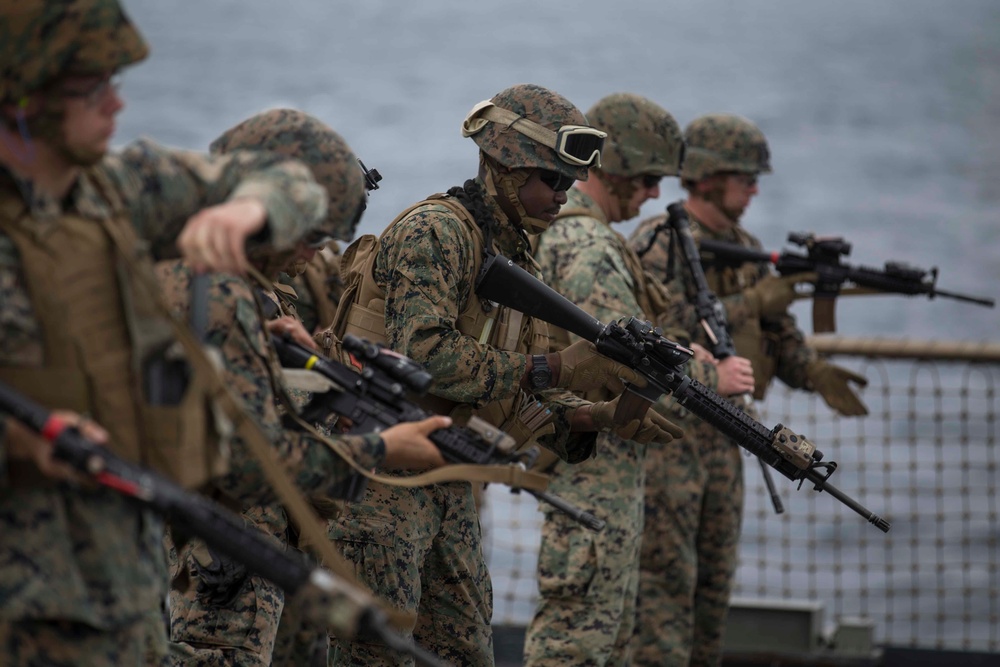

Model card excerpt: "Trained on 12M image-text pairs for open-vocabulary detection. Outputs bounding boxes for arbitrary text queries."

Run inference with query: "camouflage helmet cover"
[586,93,684,178]
[462,83,593,181]
[0,0,149,104]
[681,113,772,182]
[210,109,366,242]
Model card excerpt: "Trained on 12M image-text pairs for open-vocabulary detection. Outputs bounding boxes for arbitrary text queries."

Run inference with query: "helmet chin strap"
[481,153,550,235]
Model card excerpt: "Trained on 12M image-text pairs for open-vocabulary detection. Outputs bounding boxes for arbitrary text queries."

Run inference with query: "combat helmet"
[210,109,369,245]
[461,84,605,233]
[0,0,149,104]
[681,113,772,182]
[586,93,684,178]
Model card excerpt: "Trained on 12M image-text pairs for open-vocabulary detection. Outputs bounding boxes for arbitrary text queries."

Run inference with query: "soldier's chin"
[67,145,108,167]
[722,205,746,224]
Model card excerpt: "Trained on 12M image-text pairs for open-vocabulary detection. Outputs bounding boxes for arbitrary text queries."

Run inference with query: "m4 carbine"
[664,202,785,514]
[699,233,994,333]
[475,253,891,533]
[0,380,448,667]
[271,334,606,532]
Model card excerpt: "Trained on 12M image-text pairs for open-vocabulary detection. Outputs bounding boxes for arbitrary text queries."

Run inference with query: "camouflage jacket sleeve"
[155,261,383,507]
[767,312,818,389]
[100,139,327,257]
[375,205,528,405]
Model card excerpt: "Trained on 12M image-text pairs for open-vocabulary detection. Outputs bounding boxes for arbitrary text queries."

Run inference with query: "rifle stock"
[700,235,995,333]
[270,335,606,532]
[475,253,891,533]
[0,379,448,667]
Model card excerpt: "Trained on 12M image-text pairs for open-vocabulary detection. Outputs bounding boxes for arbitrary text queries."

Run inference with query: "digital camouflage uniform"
[524,94,710,667]
[328,84,602,667]
[0,136,326,666]
[626,114,817,667]
[157,109,374,667]
[157,263,385,667]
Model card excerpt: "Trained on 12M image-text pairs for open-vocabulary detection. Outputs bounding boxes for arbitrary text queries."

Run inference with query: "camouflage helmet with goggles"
[461,83,604,182]
[210,109,367,244]
[0,0,149,105]
[681,113,772,182]
[586,93,684,179]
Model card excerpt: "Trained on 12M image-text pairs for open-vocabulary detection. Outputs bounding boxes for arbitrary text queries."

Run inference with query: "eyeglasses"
[462,100,607,169]
[637,174,663,189]
[538,169,575,192]
[59,74,122,108]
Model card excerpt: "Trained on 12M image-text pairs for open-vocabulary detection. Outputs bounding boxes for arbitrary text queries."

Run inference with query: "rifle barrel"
[932,288,995,308]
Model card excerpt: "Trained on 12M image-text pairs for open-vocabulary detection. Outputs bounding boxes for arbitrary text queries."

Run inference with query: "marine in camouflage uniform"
[158,109,441,667]
[626,114,869,667]
[524,94,746,667]
[278,240,345,338]
[326,84,677,667]
[0,3,330,666]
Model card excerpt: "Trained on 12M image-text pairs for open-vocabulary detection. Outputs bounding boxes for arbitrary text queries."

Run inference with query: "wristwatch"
[528,354,552,390]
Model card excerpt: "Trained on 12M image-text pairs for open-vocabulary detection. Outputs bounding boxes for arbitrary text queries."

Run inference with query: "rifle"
[699,233,995,333]
[475,253,891,533]
[271,334,606,532]
[0,380,448,667]
[664,202,785,514]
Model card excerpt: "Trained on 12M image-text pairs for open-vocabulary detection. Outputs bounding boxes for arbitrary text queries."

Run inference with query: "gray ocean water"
[120,0,999,342]
[118,0,999,648]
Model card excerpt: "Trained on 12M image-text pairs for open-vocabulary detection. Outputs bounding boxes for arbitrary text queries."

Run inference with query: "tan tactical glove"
[744,272,815,318]
[589,397,685,445]
[555,339,646,393]
[806,360,869,416]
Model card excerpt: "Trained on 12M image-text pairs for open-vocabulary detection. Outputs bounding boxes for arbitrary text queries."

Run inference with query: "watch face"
[530,357,551,389]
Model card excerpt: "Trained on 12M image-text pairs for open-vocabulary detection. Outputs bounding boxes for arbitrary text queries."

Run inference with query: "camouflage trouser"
[270,595,327,667]
[166,506,287,667]
[0,608,170,667]
[632,419,744,667]
[327,480,493,667]
[523,432,647,667]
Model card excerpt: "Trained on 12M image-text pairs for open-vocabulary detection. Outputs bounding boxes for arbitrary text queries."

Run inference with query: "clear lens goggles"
[462,100,607,169]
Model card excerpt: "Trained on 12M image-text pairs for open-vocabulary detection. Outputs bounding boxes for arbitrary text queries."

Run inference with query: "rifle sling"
[284,409,550,492]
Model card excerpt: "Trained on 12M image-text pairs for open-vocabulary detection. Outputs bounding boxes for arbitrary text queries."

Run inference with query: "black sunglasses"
[638,173,663,189]
[538,169,575,192]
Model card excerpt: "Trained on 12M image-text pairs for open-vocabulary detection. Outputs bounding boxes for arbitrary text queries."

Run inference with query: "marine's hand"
[807,360,869,416]
[381,415,450,470]
[689,343,716,364]
[716,355,755,396]
[177,197,268,274]
[588,397,684,444]
[553,339,646,393]
[744,272,816,318]
[266,316,317,350]
[5,411,107,482]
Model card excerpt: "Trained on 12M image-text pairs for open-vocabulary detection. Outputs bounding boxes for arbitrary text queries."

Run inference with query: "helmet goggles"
[462,101,607,169]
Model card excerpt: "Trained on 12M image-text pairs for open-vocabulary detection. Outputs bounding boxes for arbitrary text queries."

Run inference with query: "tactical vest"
[0,171,227,489]
[331,194,553,448]
[691,221,778,399]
